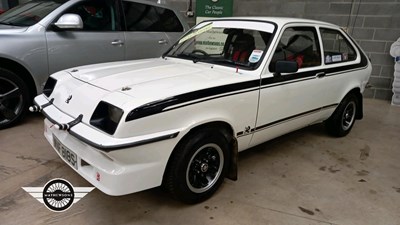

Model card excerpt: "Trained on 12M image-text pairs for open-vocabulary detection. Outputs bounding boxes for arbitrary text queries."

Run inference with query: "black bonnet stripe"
[126,41,368,122]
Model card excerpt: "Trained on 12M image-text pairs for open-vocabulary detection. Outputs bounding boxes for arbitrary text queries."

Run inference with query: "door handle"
[111,40,124,46]
[316,72,325,78]
[158,39,168,45]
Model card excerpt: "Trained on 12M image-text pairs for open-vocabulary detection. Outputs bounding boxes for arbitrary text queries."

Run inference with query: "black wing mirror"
[274,61,298,77]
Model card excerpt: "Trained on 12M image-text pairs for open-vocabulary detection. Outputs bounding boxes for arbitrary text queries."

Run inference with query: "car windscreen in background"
[0,0,67,27]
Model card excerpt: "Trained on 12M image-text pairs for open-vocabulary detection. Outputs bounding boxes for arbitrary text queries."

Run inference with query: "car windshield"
[165,20,275,70]
[0,0,66,27]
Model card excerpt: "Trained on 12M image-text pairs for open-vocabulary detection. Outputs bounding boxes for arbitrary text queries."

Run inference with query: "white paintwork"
[35,17,372,196]
[203,20,275,33]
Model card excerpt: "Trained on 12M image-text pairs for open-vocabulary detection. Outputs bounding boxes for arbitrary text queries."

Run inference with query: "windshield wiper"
[193,58,250,66]
[172,52,203,63]
[192,58,226,63]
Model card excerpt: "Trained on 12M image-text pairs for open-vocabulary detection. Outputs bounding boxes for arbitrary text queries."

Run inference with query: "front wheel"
[164,128,230,203]
[325,94,358,137]
[0,68,30,129]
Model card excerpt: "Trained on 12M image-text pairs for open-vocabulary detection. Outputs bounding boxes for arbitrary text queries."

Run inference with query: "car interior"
[269,28,322,72]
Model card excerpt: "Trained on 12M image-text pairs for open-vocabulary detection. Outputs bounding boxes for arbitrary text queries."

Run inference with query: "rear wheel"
[325,94,358,137]
[0,68,30,129]
[164,128,230,203]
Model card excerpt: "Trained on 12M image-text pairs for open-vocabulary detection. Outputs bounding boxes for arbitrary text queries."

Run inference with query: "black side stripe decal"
[126,79,261,121]
[260,57,368,87]
[236,103,339,137]
[126,47,368,122]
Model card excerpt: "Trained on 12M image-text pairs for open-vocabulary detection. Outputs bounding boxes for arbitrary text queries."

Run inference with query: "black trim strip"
[41,107,179,152]
[254,103,338,132]
[236,103,338,137]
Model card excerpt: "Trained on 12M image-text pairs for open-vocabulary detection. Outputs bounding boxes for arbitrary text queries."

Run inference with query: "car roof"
[208,17,339,29]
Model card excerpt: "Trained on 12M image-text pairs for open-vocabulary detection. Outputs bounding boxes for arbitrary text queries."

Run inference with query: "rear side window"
[269,27,321,72]
[122,1,183,32]
[320,28,357,64]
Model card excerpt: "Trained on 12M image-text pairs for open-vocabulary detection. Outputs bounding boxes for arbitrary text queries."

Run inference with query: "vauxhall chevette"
[32,17,372,203]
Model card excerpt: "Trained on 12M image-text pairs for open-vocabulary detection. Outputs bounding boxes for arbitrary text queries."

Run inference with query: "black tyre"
[164,128,231,204]
[0,68,30,129]
[325,94,358,137]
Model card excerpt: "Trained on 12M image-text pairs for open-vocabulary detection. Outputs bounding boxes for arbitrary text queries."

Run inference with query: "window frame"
[319,27,359,65]
[267,25,323,74]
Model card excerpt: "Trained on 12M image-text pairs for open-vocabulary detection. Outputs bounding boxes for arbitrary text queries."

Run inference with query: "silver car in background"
[0,0,188,129]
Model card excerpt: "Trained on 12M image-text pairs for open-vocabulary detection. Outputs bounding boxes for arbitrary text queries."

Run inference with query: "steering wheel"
[191,49,209,57]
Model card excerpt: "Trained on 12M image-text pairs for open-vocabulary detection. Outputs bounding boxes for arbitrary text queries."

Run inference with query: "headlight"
[43,77,57,97]
[90,101,124,135]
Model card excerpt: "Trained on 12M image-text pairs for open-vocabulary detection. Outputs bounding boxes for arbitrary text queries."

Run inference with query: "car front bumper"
[35,94,180,196]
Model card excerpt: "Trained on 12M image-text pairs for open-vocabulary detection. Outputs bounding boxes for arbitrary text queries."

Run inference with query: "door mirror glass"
[274,61,298,76]
[54,13,83,29]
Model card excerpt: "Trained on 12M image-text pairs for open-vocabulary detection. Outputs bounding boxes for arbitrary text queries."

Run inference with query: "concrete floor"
[0,99,399,225]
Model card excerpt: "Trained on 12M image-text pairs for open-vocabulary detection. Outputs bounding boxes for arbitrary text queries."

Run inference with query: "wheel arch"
[163,120,239,185]
[0,57,37,101]
[345,87,363,120]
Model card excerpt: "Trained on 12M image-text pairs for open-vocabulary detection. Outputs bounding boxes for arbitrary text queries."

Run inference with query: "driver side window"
[269,27,321,72]
[64,0,119,31]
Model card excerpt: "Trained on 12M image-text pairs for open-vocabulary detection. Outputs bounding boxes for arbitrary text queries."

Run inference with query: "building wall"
[168,0,400,100]
[5,0,398,100]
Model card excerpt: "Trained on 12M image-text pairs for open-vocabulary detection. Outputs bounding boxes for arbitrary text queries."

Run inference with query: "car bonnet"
[68,58,249,103]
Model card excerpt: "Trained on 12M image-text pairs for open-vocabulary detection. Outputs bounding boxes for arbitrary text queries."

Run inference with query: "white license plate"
[53,135,78,170]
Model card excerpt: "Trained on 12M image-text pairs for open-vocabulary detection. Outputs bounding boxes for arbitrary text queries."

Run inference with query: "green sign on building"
[196,0,233,18]
[195,0,234,53]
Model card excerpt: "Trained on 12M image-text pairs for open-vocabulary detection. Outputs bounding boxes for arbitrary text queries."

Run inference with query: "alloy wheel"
[186,143,224,194]
[341,101,356,131]
[0,77,24,125]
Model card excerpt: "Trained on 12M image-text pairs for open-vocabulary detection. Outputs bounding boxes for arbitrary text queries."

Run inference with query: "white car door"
[250,25,332,147]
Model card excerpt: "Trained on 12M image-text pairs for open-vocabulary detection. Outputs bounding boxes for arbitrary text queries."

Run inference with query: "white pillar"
[390,38,400,106]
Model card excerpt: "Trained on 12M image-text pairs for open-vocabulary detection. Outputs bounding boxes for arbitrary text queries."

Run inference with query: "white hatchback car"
[33,17,371,203]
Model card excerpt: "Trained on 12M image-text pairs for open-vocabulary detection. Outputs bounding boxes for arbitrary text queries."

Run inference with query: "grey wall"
[168,0,400,100]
